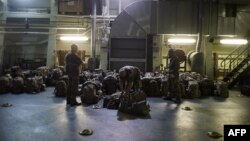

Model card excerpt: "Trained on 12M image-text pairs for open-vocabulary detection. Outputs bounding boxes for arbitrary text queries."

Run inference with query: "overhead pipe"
[189,0,205,74]
[0,31,49,34]
[87,0,98,72]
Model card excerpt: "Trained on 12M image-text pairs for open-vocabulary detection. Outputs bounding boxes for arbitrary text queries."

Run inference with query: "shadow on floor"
[116,111,151,121]
[213,97,227,102]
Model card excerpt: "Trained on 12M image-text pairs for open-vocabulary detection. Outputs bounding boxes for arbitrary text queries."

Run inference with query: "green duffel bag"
[54,80,67,97]
[119,91,150,116]
[215,81,229,98]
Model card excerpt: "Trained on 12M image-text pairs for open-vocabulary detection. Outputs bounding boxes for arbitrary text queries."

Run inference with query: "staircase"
[221,44,250,89]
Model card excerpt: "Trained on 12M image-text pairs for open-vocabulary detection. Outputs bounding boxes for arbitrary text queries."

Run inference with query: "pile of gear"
[141,71,229,99]
[1,64,232,116]
[0,66,47,94]
[0,65,68,94]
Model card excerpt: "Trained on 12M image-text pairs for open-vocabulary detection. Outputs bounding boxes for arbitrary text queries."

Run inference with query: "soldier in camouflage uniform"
[168,48,182,103]
[119,66,141,95]
[65,44,83,106]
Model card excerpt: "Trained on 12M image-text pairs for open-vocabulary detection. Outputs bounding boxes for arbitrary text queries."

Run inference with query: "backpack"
[102,75,117,95]
[54,80,67,97]
[119,90,150,116]
[59,75,69,86]
[186,80,201,98]
[199,78,214,97]
[80,81,102,105]
[240,85,250,96]
[215,81,229,98]
[103,92,121,109]
[52,68,63,81]
[35,76,46,92]
[0,76,11,94]
[25,77,40,94]
[12,76,24,94]
[148,78,161,97]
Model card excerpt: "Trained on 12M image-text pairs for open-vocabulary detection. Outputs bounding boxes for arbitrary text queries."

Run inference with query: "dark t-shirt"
[65,52,82,76]
[169,56,180,76]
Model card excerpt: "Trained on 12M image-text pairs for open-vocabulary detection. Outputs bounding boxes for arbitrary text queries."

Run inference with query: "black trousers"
[67,75,79,104]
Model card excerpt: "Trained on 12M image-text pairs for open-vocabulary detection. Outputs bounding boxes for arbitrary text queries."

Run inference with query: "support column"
[0,0,8,74]
[46,0,57,67]
[0,34,5,74]
[46,29,56,67]
[118,0,122,14]
[91,0,97,58]
[204,37,214,80]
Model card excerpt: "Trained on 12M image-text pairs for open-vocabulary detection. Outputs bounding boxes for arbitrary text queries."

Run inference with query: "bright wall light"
[220,39,248,45]
[60,36,88,41]
[168,38,196,44]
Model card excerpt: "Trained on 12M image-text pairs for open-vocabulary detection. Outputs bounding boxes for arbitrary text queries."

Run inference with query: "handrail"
[221,44,250,77]
[226,45,249,67]
[220,44,247,67]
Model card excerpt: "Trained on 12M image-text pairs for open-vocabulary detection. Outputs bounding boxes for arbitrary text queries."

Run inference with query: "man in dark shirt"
[65,44,83,106]
[168,48,181,104]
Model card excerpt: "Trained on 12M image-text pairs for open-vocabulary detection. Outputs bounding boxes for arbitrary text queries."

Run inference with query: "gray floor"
[0,87,249,141]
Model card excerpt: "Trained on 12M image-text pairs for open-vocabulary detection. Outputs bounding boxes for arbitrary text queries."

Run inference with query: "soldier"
[65,44,83,106]
[168,48,182,103]
[119,66,141,95]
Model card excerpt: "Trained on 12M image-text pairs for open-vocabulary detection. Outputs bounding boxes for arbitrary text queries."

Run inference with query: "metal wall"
[218,4,250,35]
[157,1,199,34]
[109,1,156,72]
[109,0,250,72]
[110,1,156,37]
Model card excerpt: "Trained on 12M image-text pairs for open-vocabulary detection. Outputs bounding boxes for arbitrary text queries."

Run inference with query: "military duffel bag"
[240,85,250,96]
[25,77,40,94]
[199,78,214,97]
[79,73,88,84]
[215,81,229,98]
[59,75,69,86]
[52,68,63,81]
[148,79,161,97]
[80,81,102,105]
[103,92,121,109]
[119,90,150,116]
[186,80,201,98]
[12,76,24,94]
[0,76,12,94]
[10,66,23,78]
[35,76,46,92]
[102,75,118,95]
[54,80,67,97]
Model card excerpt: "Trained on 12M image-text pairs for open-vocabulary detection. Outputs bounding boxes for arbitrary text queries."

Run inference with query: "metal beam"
[6,12,50,18]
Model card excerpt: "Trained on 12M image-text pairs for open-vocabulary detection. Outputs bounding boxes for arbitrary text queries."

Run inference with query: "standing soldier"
[65,44,83,106]
[168,48,182,104]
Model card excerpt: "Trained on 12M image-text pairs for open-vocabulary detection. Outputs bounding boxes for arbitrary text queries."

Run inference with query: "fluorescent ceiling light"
[168,38,196,44]
[60,36,88,41]
[220,39,248,45]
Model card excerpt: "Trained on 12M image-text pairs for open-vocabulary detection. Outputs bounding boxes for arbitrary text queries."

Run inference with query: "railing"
[220,44,250,77]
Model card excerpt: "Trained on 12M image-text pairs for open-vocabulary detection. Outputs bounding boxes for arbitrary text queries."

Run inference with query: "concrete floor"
[0,87,249,141]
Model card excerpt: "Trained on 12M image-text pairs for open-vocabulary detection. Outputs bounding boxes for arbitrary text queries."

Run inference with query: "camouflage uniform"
[119,66,141,94]
[65,52,82,105]
[168,49,181,103]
